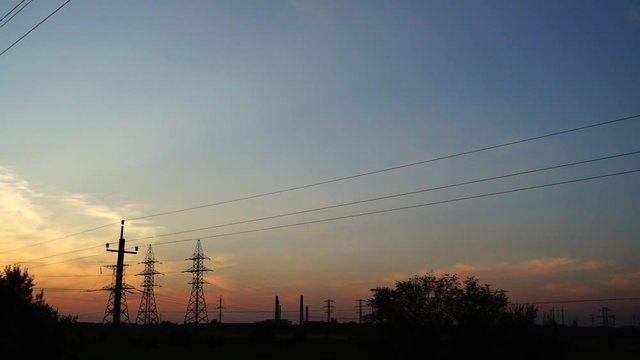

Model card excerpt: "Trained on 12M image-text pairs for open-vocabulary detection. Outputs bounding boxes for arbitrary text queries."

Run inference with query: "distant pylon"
[135,245,161,325]
[102,264,134,324]
[324,299,334,322]
[216,295,224,323]
[184,239,212,324]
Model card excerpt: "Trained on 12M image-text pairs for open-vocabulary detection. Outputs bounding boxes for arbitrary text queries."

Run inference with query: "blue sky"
[1,0,639,324]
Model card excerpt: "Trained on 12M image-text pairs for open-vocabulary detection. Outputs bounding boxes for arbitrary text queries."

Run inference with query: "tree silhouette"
[456,276,508,327]
[366,273,532,328]
[0,265,76,358]
[504,302,539,327]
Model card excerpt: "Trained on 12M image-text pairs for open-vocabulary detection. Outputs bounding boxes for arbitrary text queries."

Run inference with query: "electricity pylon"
[184,239,212,324]
[135,244,161,325]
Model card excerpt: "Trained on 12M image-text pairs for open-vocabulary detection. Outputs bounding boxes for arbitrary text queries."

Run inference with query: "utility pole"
[356,299,365,323]
[275,295,281,322]
[324,299,333,323]
[305,305,309,322]
[105,220,138,326]
[216,295,223,323]
[102,264,134,324]
[546,307,566,325]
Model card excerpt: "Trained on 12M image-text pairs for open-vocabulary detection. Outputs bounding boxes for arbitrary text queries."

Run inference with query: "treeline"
[1,265,638,360]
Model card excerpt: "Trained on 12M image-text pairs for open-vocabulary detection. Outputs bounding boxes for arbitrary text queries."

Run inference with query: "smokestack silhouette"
[275,295,280,322]
[299,295,304,324]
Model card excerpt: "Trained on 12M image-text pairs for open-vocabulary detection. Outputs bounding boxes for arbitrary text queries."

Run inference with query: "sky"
[1,0,639,325]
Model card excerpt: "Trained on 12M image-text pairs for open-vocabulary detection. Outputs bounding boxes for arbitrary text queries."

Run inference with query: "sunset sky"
[1,0,639,324]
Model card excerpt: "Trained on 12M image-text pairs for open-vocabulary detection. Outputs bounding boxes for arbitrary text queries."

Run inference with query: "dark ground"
[49,322,638,360]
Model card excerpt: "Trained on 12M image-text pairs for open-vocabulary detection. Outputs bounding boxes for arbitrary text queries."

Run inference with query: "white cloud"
[0,165,160,267]
[0,166,48,237]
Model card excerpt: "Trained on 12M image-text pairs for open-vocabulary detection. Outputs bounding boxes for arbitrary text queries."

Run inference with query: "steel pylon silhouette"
[184,239,212,324]
[102,264,134,324]
[135,245,161,325]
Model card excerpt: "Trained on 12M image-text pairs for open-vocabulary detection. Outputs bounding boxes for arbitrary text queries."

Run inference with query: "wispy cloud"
[359,258,619,305]
[606,271,640,290]
[212,255,238,269]
[379,271,410,285]
[440,257,611,280]
[0,165,160,274]
[540,282,596,296]
[206,274,236,291]
[58,194,123,222]
[0,166,48,238]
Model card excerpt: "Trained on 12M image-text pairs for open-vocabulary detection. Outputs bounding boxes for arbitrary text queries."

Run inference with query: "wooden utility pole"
[105,220,138,326]
[357,299,365,323]
[324,299,333,322]
[216,295,223,323]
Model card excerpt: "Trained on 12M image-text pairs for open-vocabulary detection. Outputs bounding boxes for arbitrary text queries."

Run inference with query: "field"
[64,322,640,360]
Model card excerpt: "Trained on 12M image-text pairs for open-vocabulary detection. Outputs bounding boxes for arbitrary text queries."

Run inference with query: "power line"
[5,150,621,262]
[15,244,104,263]
[128,150,640,242]
[29,291,640,308]
[150,168,640,247]
[126,113,640,222]
[0,0,26,23]
[0,0,33,29]
[29,252,109,269]
[37,274,107,278]
[37,271,186,278]
[11,241,133,268]
[3,113,637,256]
[16,167,640,269]
[0,221,118,255]
[522,297,640,305]
[34,287,92,292]
[22,167,640,267]
[0,0,71,58]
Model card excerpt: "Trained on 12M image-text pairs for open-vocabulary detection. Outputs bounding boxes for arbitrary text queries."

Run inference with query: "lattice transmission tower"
[102,264,134,324]
[184,239,212,324]
[135,244,161,324]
